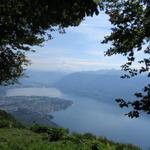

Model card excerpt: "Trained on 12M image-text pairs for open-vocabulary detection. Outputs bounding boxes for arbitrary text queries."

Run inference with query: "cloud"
[67,14,112,42]
[29,57,121,72]
[26,13,130,72]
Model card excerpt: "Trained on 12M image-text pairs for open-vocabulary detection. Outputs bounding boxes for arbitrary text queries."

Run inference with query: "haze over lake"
[5,87,150,150]
[6,88,62,97]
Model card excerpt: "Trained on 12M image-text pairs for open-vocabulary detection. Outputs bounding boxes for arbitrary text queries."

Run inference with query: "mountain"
[54,70,148,102]
[11,70,67,87]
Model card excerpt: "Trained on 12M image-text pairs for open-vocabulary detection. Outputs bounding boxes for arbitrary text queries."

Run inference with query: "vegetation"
[0,0,101,85]
[0,110,141,150]
[1,0,149,117]
[101,0,150,118]
[0,110,24,128]
[0,1,149,149]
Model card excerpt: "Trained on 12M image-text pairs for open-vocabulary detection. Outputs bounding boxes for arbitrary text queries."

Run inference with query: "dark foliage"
[0,110,24,128]
[0,0,101,85]
[30,124,69,141]
[102,0,150,117]
[83,133,97,140]
[91,143,100,150]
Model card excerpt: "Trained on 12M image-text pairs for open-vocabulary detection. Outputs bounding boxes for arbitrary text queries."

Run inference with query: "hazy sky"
[27,13,129,72]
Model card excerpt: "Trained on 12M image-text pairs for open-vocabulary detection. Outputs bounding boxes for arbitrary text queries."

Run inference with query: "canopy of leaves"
[0,0,101,85]
[102,0,150,118]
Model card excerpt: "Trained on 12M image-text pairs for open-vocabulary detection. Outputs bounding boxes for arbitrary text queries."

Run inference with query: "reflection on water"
[6,88,62,97]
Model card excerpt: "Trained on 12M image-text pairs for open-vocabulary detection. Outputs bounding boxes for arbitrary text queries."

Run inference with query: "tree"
[1,0,149,118]
[0,0,101,85]
[102,0,150,118]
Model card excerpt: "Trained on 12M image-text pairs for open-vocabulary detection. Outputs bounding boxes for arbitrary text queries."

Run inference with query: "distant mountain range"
[53,70,148,102]
[12,70,67,87]
[1,69,148,103]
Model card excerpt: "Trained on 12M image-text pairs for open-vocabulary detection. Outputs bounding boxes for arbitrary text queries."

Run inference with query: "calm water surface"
[6,88,150,149]
[52,94,150,150]
[6,88,62,97]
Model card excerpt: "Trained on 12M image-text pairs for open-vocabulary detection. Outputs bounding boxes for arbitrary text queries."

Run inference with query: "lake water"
[6,87,62,97]
[6,88,150,149]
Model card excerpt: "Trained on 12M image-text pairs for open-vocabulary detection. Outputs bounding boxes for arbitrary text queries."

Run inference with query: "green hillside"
[0,110,141,150]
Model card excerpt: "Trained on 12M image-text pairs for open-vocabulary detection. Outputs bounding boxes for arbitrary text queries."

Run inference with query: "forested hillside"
[54,70,148,102]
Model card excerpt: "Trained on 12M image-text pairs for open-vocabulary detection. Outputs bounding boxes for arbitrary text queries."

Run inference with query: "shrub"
[83,133,96,140]
[31,124,69,141]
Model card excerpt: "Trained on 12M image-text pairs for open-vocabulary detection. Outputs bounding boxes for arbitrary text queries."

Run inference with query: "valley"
[0,70,149,149]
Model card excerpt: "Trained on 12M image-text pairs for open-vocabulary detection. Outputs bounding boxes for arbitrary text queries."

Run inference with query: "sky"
[27,13,129,72]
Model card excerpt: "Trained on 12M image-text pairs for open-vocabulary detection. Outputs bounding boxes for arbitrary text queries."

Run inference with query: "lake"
[6,87,150,149]
[6,87,62,97]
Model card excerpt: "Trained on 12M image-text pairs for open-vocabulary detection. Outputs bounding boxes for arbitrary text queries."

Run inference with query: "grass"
[0,110,142,150]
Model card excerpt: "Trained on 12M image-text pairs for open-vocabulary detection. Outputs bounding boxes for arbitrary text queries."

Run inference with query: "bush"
[91,143,101,150]
[30,124,48,133]
[47,128,68,141]
[83,133,96,140]
[31,124,69,141]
